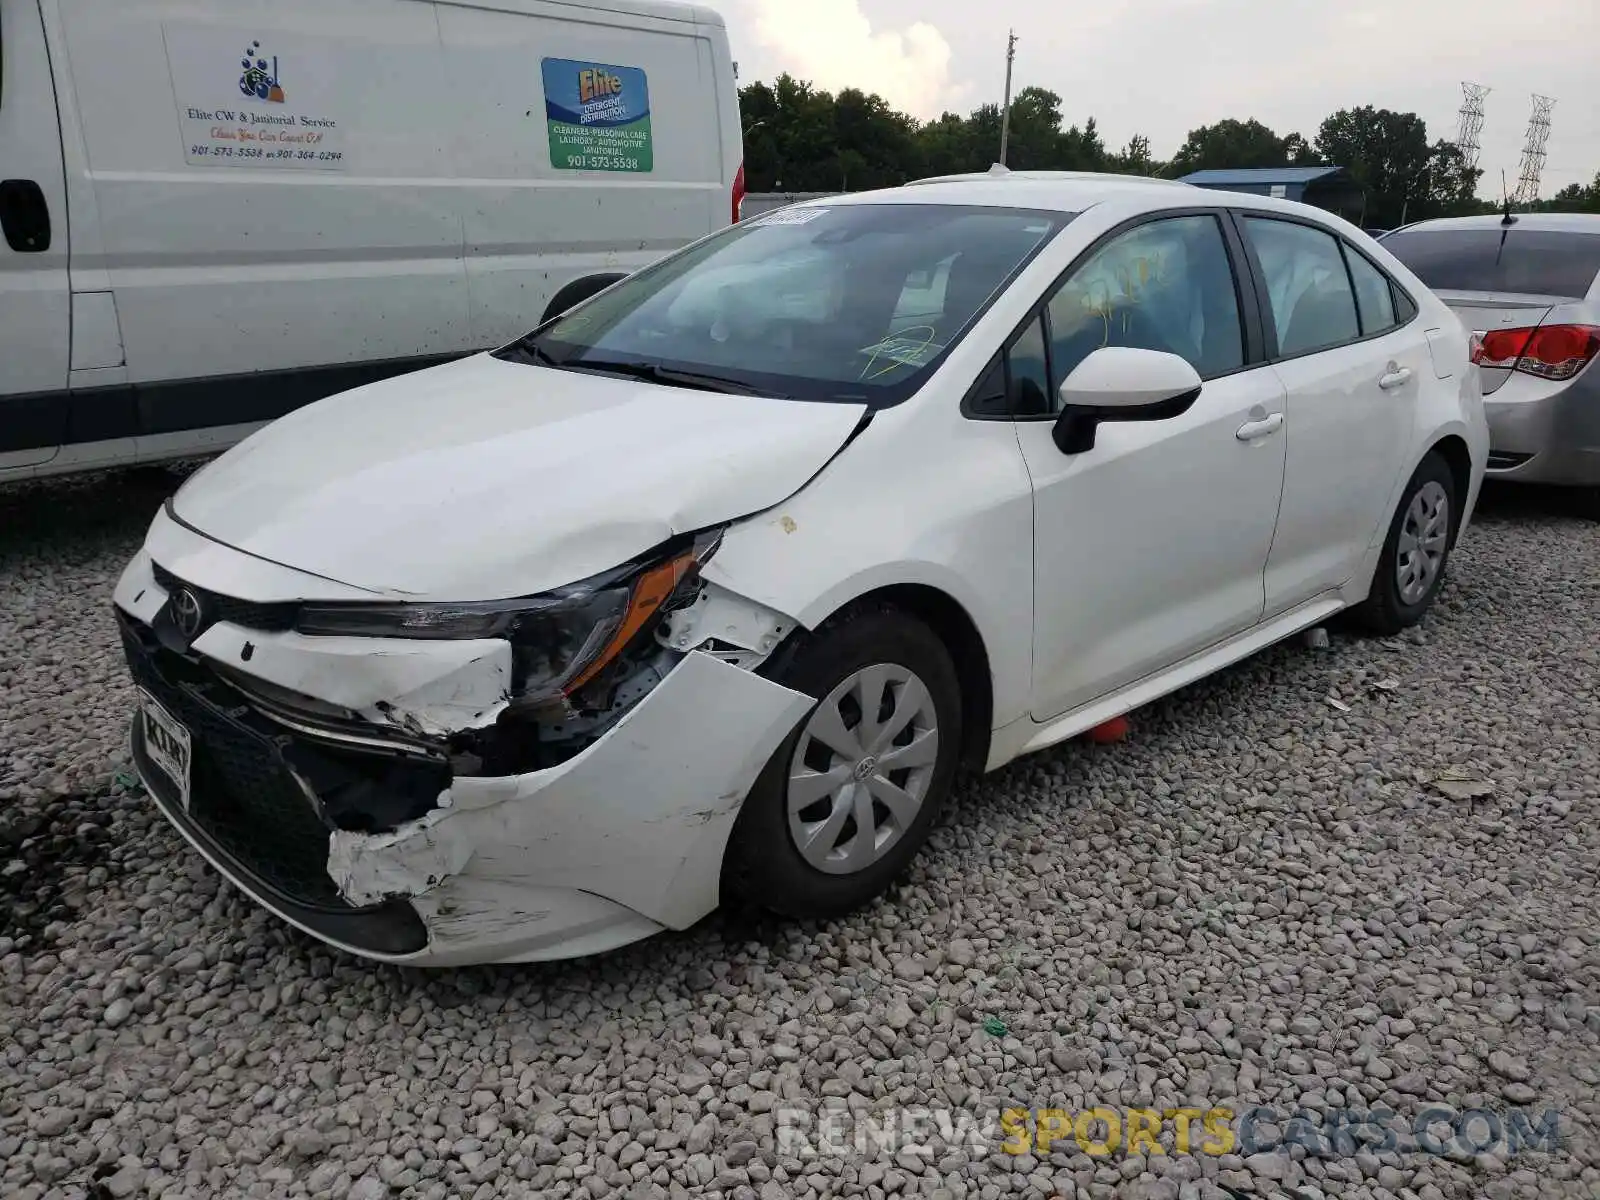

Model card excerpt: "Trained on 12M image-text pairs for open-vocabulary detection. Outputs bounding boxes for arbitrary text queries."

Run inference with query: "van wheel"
[723,605,962,920]
[1576,485,1600,522]
[539,272,627,326]
[1352,451,1457,635]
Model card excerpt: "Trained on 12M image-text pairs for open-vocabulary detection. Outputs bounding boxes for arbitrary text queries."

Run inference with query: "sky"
[724,0,1599,199]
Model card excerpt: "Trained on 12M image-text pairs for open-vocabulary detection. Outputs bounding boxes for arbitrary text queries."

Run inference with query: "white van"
[0,0,744,481]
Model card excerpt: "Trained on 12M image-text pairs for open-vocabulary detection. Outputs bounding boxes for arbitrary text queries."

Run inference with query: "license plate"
[138,688,192,812]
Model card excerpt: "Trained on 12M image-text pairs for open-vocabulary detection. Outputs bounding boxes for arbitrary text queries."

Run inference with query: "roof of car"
[778,168,1205,217]
[906,166,1190,188]
[1385,212,1600,235]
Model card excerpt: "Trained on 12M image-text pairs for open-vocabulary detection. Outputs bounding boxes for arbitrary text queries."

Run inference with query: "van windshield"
[502,203,1071,405]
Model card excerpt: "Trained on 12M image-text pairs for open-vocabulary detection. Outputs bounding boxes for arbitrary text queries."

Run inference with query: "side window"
[1008,316,1051,416]
[1044,214,1244,402]
[966,354,1008,417]
[963,317,1050,418]
[1392,283,1419,323]
[1242,217,1360,357]
[1344,246,1398,335]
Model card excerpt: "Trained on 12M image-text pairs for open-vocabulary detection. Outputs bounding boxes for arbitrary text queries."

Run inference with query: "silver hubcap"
[1396,480,1450,605]
[786,663,939,876]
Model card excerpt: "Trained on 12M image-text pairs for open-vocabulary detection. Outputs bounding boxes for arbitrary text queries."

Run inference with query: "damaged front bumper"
[113,543,812,966]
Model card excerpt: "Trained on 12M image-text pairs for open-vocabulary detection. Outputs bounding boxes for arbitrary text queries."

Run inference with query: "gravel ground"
[1,470,1597,1200]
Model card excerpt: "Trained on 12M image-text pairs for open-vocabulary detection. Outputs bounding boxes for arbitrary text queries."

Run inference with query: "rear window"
[1380,228,1600,298]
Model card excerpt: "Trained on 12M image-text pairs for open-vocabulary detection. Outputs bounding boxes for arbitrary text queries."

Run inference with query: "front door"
[1018,212,1288,722]
[0,0,71,469]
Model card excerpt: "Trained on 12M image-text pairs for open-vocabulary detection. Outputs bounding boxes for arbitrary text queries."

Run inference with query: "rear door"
[1239,212,1424,615]
[0,0,71,469]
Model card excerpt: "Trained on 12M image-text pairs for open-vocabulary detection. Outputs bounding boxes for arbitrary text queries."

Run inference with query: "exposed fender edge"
[659,580,804,668]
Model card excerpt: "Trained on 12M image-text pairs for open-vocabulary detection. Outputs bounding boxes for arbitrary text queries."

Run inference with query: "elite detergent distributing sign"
[542,58,653,173]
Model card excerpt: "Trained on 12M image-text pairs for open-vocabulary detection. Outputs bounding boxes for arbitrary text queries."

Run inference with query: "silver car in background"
[1380,213,1600,515]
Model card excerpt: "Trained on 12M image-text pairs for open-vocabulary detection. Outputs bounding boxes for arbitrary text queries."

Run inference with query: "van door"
[0,0,71,470]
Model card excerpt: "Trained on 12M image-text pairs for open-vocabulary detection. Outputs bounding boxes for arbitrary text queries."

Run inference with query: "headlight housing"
[295,528,722,705]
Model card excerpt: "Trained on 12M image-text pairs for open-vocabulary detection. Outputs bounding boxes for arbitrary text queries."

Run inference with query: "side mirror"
[1051,347,1203,455]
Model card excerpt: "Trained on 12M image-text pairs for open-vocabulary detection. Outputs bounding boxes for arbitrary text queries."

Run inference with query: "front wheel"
[1351,451,1458,635]
[722,604,963,920]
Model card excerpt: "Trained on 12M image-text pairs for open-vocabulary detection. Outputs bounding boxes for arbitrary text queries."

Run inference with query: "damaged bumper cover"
[114,542,812,966]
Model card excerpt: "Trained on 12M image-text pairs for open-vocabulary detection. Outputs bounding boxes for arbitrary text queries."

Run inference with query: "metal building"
[1176,167,1366,224]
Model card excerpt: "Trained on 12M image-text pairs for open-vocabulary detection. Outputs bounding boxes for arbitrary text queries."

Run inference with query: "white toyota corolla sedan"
[113,170,1489,966]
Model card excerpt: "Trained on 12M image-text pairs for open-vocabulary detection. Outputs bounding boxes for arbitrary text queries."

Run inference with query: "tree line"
[738,76,1600,230]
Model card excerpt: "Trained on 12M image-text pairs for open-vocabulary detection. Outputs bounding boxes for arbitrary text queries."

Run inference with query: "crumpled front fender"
[326,649,814,933]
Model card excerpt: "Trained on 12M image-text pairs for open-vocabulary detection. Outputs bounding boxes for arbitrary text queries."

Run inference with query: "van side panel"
[7,0,738,478]
[438,1,723,346]
[0,0,72,468]
[52,0,475,413]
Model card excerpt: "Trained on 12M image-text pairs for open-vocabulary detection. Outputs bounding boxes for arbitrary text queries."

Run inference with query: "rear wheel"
[539,272,626,326]
[723,605,962,920]
[1351,451,1457,635]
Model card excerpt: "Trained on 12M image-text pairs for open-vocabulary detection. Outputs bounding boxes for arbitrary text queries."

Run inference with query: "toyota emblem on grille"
[171,588,206,640]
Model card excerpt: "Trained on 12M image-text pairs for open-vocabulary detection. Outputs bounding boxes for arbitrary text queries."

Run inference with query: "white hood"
[171,353,866,600]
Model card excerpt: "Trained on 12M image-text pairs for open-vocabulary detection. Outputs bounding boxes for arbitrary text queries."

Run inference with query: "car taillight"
[732,161,746,224]
[1470,323,1600,381]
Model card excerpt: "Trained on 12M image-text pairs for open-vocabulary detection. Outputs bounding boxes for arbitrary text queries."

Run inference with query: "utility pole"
[998,30,1017,167]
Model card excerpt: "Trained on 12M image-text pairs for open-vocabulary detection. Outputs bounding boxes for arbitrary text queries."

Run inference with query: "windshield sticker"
[758,207,830,226]
[542,58,653,173]
[859,327,943,377]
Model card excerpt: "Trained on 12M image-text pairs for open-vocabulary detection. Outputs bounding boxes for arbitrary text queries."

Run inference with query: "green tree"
[832,88,917,189]
[1058,116,1108,171]
[738,75,839,191]
[1412,140,1483,220]
[1109,134,1161,176]
[1169,118,1298,175]
[1313,106,1434,228]
[1548,172,1600,213]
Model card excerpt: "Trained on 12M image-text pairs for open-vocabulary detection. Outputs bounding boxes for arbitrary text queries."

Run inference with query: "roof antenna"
[1500,169,1517,226]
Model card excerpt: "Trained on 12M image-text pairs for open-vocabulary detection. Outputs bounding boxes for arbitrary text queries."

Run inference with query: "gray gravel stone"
[1,473,1597,1200]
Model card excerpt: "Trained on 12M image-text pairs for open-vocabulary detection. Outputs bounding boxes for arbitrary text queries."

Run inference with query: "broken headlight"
[296,529,722,705]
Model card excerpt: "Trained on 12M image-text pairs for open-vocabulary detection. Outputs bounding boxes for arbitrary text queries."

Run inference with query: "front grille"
[151,562,299,633]
[121,613,354,909]
[1486,450,1534,471]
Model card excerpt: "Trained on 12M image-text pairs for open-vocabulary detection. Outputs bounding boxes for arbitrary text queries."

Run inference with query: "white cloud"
[739,0,967,119]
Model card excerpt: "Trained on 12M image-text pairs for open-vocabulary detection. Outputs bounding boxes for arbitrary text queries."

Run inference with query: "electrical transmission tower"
[1511,94,1555,205]
[1454,82,1490,171]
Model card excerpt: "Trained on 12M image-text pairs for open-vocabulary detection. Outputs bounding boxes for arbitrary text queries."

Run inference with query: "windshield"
[1380,227,1600,299]
[504,203,1071,405]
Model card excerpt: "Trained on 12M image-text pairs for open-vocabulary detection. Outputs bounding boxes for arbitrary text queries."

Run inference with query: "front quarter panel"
[702,394,1037,733]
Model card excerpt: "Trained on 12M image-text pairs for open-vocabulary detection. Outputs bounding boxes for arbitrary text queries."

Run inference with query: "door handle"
[0,179,53,253]
[1235,413,1284,441]
[1378,365,1413,390]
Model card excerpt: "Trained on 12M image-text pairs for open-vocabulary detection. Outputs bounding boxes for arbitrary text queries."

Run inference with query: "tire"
[1574,485,1600,522]
[539,272,626,326]
[722,604,963,920]
[1351,450,1458,635]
